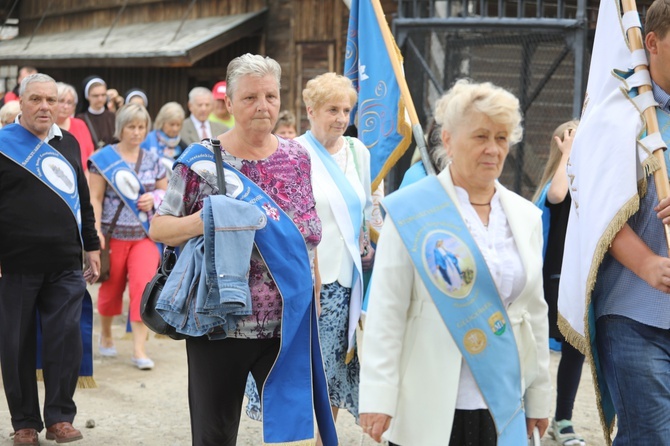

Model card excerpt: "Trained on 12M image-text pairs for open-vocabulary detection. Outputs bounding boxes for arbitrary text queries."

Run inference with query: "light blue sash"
[0,124,82,236]
[383,175,526,445]
[304,131,363,238]
[88,145,150,235]
[178,143,337,446]
[297,132,365,353]
[533,182,551,259]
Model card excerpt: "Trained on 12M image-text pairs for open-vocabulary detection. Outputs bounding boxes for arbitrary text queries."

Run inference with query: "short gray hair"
[56,82,78,105]
[226,54,281,99]
[154,101,186,131]
[188,87,213,104]
[19,73,56,96]
[114,103,152,140]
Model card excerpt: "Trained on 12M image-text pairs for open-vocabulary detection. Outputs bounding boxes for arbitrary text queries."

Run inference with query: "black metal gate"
[392,0,592,198]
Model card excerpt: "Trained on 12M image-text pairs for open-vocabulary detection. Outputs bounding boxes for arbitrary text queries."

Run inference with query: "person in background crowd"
[273,110,297,139]
[296,72,377,438]
[0,73,100,446]
[142,101,187,178]
[359,79,550,445]
[209,80,235,129]
[106,89,124,114]
[125,89,148,108]
[180,87,228,145]
[76,76,116,150]
[88,104,167,371]
[1,66,38,106]
[532,120,585,446]
[55,82,95,174]
[0,101,20,127]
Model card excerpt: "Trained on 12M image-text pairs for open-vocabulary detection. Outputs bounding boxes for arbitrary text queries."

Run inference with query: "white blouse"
[453,185,527,410]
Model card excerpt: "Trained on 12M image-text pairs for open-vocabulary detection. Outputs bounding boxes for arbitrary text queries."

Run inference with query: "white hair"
[225,54,281,99]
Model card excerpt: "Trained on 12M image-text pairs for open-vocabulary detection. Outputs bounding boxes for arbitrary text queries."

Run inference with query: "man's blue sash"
[88,145,150,235]
[383,175,526,445]
[0,124,82,236]
[178,143,337,446]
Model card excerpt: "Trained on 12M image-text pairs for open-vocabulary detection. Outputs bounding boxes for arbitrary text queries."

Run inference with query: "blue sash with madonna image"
[88,145,150,235]
[383,175,527,445]
[0,124,95,387]
[0,124,82,235]
[177,143,337,446]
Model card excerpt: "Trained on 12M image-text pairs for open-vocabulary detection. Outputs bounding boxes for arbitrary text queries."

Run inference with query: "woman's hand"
[526,417,548,438]
[655,196,670,225]
[361,244,375,271]
[555,127,575,155]
[137,192,154,212]
[359,413,391,443]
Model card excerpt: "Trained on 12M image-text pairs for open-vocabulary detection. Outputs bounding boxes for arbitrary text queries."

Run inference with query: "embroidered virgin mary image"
[423,231,475,298]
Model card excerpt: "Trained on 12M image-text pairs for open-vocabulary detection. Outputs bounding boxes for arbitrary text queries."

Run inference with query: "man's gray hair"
[188,87,213,104]
[226,54,281,99]
[19,73,56,96]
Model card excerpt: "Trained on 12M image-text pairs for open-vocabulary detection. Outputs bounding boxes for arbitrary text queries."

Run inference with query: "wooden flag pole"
[621,0,670,250]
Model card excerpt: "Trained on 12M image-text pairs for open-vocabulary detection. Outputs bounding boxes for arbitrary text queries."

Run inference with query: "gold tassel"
[36,370,98,389]
[344,348,355,365]
[77,376,98,389]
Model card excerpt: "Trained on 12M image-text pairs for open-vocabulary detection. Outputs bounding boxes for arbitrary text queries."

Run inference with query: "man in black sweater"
[0,73,100,445]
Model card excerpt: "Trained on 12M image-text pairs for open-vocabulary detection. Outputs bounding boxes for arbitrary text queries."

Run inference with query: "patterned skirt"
[244,281,360,421]
[319,281,360,420]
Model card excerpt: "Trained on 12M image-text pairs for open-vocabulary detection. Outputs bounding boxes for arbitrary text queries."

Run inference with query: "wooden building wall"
[13,0,400,133]
[18,0,266,35]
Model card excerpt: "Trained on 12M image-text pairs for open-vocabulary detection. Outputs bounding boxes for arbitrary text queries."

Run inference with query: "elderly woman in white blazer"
[295,72,376,430]
[359,80,551,446]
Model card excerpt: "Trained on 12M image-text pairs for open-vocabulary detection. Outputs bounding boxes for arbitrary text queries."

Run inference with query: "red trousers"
[98,237,159,322]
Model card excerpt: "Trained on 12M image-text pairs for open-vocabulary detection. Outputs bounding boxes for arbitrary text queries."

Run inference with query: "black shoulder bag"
[140,139,226,340]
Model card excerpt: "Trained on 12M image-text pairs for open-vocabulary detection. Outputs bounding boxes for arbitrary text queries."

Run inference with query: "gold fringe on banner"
[36,370,97,389]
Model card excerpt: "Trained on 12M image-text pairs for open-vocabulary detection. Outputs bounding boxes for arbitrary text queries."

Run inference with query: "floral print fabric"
[156,138,321,339]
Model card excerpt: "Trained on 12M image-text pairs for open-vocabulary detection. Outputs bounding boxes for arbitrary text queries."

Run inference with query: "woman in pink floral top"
[149,54,332,446]
[157,137,321,339]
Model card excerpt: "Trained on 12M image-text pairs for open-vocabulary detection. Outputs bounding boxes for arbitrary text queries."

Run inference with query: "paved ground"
[0,285,607,445]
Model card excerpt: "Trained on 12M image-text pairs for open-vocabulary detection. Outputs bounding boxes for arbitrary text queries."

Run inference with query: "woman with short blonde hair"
[296,71,378,435]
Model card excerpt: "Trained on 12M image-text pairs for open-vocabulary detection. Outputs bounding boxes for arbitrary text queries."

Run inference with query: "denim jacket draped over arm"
[156,195,267,338]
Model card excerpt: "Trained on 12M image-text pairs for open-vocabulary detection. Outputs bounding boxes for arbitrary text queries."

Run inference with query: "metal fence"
[391,0,593,199]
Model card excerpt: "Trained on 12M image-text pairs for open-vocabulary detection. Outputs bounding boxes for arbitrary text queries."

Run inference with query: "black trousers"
[0,271,85,432]
[390,409,497,446]
[186,336,280,446]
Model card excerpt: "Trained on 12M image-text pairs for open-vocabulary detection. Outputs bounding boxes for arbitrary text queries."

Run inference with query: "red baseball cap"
[213,81,227,100]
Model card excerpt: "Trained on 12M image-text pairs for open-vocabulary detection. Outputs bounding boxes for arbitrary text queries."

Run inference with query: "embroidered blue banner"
[383,175,526,445]
[178,143,337,446]
[0,124,82,236]
[89,145,150,235]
